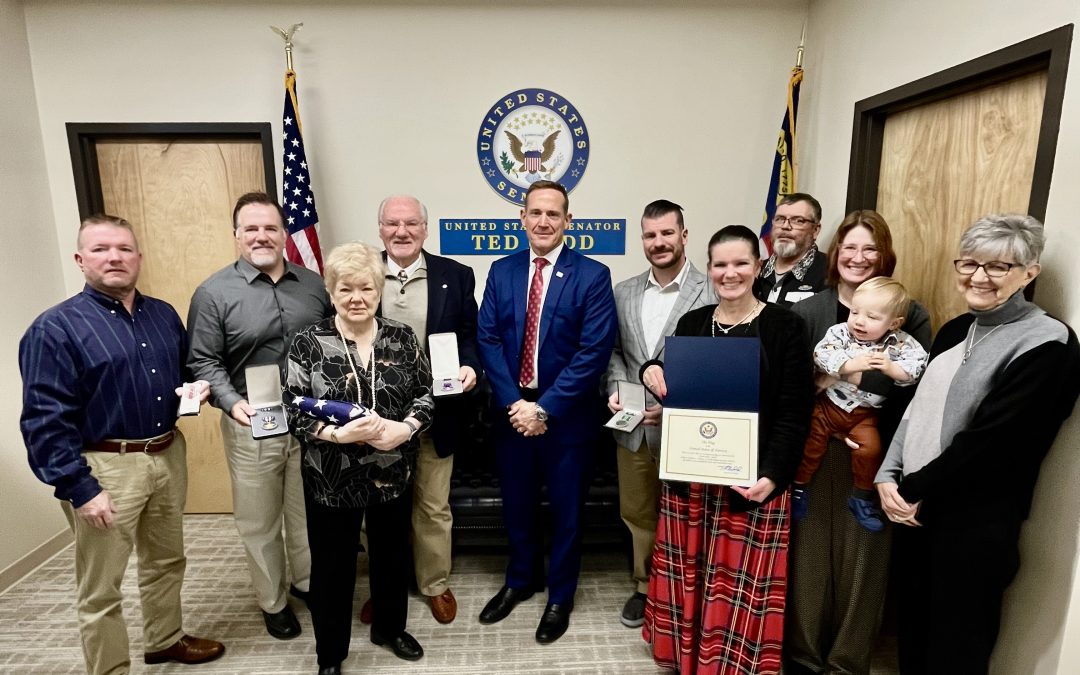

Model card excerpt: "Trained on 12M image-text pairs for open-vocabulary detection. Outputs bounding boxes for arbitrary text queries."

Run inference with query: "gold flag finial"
[270,23,304,71]
[796,20,806,69]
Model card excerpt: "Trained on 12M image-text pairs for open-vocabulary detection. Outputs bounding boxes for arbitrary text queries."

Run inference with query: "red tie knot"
[534,257,549,271]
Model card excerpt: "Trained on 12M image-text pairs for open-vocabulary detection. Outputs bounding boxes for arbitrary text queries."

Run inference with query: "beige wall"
[803,1,1080,672]
[0,0,71,578]
[23,0,809,296]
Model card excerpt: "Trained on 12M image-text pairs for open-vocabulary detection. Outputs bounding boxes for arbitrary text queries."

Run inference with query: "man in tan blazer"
[604,199,712,627]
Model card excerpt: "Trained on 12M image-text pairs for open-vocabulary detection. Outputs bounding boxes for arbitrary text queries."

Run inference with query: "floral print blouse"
[285,316,434,507]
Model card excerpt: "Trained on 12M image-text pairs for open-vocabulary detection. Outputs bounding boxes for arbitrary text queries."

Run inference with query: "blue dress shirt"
[19,285,189,507]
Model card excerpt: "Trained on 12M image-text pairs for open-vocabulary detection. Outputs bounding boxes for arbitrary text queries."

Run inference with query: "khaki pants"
[220,415,310,612]
[63,433,188,675]
[616,441,661,594]
[411,434,454,596]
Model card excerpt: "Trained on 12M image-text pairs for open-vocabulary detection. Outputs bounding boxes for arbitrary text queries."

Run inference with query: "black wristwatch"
[534,404,549,422]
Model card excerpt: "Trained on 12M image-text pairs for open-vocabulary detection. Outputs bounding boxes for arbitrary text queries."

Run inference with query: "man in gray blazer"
[604,199,712,627]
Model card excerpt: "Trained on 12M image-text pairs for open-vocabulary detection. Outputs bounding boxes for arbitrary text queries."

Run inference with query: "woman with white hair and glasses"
[875,214,1080,673]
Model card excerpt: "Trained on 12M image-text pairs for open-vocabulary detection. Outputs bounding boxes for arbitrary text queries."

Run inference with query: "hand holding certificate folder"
[658,336,760,487]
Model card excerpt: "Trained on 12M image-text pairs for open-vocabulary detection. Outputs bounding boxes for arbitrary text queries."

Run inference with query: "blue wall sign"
[439,219,625,255]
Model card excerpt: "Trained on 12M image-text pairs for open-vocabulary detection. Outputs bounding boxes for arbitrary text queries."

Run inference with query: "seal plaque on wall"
[476,87,590,204]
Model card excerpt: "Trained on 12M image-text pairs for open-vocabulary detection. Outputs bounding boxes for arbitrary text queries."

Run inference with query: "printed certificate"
[659,408,758,486]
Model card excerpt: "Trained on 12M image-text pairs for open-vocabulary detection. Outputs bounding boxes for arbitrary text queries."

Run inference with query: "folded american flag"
[288,396,369,424]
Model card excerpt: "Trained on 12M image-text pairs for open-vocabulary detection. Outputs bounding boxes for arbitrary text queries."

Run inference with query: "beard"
[773,240,798,260]
[249,249,282,270]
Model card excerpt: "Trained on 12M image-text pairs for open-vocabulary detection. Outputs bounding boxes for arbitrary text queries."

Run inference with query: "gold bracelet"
[329,426,339,443]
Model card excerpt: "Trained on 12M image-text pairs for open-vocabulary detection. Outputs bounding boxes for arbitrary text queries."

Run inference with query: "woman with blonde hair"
[284,242,434,675]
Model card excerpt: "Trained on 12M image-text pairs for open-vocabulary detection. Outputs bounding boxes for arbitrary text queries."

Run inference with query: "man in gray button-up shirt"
[187,192,331,640]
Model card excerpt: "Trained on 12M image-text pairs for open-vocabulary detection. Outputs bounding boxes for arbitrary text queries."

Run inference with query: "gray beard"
[774,240,798,260]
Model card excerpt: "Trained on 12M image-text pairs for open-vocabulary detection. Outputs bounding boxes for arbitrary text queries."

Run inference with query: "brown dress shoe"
[144,634,225,664]
[429,588,457,624]
[359,598,374,624]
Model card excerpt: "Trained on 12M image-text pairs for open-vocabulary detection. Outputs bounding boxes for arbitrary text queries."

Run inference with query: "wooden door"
[95,138,267,512]
[846,27,1070,335]
[876,72,1045,331]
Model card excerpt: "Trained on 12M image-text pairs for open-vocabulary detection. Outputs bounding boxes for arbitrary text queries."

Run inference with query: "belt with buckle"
[86,429,176,454]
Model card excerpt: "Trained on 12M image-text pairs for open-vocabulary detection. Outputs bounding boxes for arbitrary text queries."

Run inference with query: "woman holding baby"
[784,210,931,675]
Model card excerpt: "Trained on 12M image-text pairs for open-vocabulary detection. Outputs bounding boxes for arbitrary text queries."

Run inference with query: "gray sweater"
[876,292,1080,522]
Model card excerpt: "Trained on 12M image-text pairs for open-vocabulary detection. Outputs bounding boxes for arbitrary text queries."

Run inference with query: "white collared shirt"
[641,259,690,356]
[522,243,564,389]
[767,271,786,303]
[385,253,425,281]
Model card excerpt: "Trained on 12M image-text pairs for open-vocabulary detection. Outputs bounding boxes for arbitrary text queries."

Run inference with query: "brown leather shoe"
[429,588,457,624]
[144,634,225,664]
[359,598,374,624]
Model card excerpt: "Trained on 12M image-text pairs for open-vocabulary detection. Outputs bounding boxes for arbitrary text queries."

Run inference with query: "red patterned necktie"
[519,257,549,387]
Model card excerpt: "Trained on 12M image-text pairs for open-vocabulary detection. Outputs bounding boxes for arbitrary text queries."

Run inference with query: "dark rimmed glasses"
[953,259,1022,278]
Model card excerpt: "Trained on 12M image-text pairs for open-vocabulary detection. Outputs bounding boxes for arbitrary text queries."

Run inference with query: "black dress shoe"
[263,605,301,640]
[536,602,573,644]
[479,585,535,624]
[370,629,424,661]
[317,665,341,675]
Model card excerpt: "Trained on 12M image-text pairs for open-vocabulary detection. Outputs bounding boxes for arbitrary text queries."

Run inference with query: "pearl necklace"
[962,322,1003,365]
[711,301,762,337]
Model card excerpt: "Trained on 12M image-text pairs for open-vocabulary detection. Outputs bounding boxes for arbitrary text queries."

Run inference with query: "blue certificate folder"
[662,336,760,412]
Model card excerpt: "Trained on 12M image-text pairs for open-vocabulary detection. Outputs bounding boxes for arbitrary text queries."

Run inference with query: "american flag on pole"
[281,69,324,274]
[758,65,803,256]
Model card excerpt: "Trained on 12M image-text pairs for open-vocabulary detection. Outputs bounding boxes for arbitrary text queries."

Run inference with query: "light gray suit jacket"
[605,261,712,453]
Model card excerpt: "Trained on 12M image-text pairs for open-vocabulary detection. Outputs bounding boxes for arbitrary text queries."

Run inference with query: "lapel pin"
[556,271,565,278]
[442,283,448,289]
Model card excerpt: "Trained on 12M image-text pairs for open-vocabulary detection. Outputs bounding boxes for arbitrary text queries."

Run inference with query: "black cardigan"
[644,303,815,508]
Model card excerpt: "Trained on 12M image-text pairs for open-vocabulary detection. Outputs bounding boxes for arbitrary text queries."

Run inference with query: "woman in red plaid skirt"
[641,226,814,674]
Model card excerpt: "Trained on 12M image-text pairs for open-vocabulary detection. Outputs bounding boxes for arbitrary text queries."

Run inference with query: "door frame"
[845,24,1072,220]
[66,122,277,218]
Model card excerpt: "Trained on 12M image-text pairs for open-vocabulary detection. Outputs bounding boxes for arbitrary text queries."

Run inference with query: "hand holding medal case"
[604,380,647,432]
[246,364,289,439]
[429,332,464,396]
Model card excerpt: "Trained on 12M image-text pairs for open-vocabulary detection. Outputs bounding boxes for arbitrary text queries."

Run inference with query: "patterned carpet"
[0,515,664,674]
[0,515,898,674]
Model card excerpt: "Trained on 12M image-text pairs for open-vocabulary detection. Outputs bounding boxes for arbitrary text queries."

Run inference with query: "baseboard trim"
[0,529,73,594]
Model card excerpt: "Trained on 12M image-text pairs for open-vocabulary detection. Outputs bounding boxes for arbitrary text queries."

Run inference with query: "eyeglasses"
[772,215,816,229]
[379,220,425,231]
[953,259,1022,278]
[840,244,879,260]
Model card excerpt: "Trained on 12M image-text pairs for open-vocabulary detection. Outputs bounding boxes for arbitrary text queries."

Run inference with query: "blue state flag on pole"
[759,66,803,256]
[282,69,324,274]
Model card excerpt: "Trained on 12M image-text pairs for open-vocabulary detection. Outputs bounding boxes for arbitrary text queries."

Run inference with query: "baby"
[792,277,928,531]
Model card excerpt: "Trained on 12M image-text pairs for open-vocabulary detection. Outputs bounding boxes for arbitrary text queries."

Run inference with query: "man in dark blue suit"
[477,181,617,644]
[374,194,481,628]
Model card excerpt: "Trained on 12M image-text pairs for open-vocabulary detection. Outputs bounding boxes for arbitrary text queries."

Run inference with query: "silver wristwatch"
[534,404,549,422]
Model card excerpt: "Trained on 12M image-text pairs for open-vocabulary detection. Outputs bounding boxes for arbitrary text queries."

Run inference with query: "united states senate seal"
[476,88,590,204]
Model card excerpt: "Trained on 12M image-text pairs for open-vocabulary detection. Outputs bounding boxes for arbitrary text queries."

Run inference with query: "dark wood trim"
[66,122,277,218]
[846,24,1073,218]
